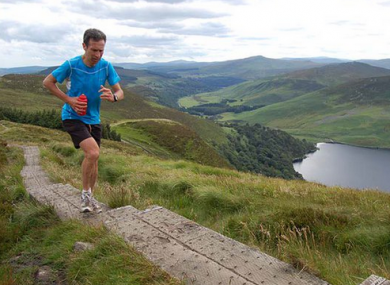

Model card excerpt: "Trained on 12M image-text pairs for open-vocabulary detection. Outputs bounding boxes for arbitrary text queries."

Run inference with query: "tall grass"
[4,121,390,284]
[0,139,183,285]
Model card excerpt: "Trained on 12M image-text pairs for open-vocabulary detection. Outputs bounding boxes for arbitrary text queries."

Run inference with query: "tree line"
[0,107,121,142]
[217,123,316,179]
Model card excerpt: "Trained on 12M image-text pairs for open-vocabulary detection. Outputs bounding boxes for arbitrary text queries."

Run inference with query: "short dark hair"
[83,28,106,47]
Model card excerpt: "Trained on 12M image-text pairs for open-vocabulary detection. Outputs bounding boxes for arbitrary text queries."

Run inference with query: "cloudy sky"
[1,0,390,68]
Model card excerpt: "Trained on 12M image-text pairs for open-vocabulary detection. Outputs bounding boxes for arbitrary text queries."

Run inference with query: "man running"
[43,28,123,213]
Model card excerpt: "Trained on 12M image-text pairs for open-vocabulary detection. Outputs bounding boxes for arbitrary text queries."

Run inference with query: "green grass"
[0,132,182,285]
[4,122,386,285]
[112,120,232,168]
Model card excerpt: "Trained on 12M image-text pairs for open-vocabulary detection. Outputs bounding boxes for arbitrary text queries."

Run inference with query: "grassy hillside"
[0,73,228,146]
[112,119,232,168]
[219,76,390,147]
[1,120,389,285]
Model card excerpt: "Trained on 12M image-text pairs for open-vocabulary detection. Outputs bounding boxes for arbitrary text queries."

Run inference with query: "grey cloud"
[68,1,227,21]
[114,34,180,48]
[159,22,231,36]
[120,20,181,30]
[0,21,75,43]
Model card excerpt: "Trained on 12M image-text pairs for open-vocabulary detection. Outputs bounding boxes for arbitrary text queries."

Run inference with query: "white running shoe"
[81,191,92,213]
[90,197,102,213]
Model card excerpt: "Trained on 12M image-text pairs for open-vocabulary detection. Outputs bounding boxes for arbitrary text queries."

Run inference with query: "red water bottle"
[77,94,87,116]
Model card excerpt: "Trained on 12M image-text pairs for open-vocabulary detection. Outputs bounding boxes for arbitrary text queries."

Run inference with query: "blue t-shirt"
[52,55,120,124]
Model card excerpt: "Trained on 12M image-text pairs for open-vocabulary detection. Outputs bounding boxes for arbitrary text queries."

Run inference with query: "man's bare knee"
[85,149,99,161]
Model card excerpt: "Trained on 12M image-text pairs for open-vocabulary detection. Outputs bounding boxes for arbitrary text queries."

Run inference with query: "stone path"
[18,145,387,285]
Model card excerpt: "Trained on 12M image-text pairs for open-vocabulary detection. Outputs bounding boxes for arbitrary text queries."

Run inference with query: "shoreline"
[320,140,390,151]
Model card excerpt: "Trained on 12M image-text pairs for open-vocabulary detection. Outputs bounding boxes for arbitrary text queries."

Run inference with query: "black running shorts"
[62,119,102,149]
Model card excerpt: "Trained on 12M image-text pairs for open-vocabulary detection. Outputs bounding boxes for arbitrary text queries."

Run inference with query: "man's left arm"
[99,83,124,102]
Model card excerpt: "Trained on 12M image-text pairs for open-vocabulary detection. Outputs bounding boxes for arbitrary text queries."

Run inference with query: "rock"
[73,241,94,252]
[35,266,54,283]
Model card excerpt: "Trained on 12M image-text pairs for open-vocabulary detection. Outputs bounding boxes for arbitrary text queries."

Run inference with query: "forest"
[217,123,316,179]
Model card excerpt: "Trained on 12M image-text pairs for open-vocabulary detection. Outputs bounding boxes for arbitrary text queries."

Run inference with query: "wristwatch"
[113,93,118,102]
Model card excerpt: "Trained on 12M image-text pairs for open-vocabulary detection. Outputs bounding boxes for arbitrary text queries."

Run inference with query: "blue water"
[293,143,390,193]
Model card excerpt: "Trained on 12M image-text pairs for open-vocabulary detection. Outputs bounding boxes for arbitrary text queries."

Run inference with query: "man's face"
[83,39,105,67]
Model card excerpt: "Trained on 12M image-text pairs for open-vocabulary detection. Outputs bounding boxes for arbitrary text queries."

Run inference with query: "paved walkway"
[18,145,386,285]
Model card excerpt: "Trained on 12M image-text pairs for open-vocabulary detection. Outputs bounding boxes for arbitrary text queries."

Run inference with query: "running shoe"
[90,196,102,213]
[81,191,92,213]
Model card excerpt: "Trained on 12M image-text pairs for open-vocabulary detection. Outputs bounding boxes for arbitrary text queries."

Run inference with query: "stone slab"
[105,208,255,285]
[360,275,390,285]
[136,207,329,285]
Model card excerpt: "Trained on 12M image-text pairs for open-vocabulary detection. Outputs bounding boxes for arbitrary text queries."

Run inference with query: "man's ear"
[82,43,87,51]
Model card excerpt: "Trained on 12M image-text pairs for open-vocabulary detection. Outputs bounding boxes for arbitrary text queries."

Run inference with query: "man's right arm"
[43,74,85,113]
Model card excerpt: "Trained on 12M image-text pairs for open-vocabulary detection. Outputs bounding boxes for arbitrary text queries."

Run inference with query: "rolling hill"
[218,75,390,148]
[180,62,390,109]
[0,66,48,76]
[180,78,325,108]
[180,62,390,124]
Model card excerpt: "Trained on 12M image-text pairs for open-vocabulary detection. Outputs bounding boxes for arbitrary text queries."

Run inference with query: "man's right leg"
[79,137,100,212]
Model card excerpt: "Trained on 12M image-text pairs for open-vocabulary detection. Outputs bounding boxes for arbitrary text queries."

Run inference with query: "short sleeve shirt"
[52,55,120,124]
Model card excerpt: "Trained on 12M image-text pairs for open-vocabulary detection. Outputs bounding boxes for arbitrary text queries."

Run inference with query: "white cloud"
[0,0,390,67]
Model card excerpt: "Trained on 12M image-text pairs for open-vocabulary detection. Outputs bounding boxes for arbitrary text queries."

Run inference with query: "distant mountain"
[180,62,390,109]
[358,58,390,70]
[286,62,390,86]
[116,55,324,80]
[0,66,48,76]
[179,55,323,80]
[116,60,211,72]
[282,57,350,64]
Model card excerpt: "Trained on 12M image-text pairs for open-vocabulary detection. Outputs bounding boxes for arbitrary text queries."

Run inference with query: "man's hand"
[67,96,87,115]
[99,85,115,102]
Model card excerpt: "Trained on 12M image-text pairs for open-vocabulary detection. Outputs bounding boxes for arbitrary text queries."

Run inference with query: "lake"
[293,143,390,193]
